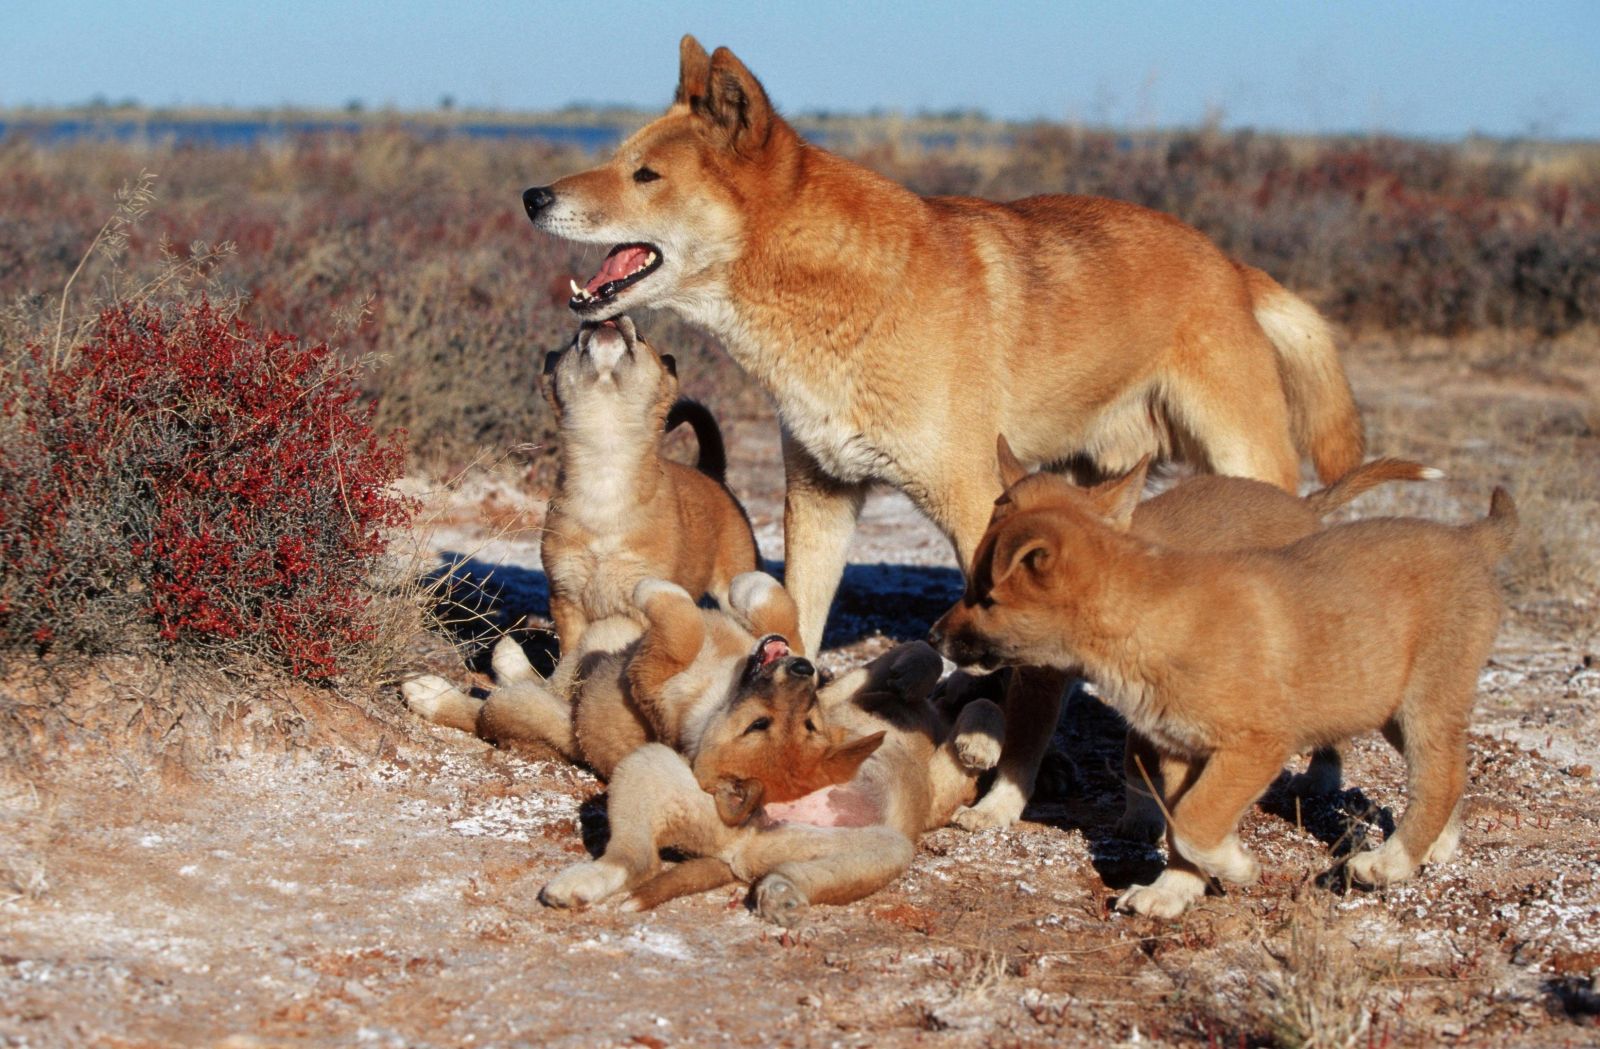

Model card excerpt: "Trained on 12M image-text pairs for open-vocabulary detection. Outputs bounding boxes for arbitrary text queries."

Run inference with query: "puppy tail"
[1243,265,1365,484]
[625,857,738,910]
[1472,487,1519,563]
[1301,458,1444,518]
[666,398,728,483]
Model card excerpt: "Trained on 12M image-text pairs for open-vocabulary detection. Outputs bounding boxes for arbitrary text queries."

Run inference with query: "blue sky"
[3,0,1597,138]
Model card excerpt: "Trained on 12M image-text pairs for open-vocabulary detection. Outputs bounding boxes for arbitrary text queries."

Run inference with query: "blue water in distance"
[0,118,628,151]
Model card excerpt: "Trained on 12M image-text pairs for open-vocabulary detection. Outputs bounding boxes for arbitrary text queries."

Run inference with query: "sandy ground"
[2,342,1598,1047]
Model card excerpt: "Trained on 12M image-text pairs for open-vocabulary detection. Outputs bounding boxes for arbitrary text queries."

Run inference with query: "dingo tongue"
[584,246,650,294]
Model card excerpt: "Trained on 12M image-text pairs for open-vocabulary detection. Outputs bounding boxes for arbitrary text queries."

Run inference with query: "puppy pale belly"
[761,785,878,828]
[1116,868,1208,919]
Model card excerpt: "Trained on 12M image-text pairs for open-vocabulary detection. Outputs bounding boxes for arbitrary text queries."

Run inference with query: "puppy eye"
[743,717,772,735]
[804,719,816,732]
[633,166,661,183]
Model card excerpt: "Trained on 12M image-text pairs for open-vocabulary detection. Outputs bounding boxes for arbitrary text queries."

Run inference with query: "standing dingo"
[523,35,1364,828]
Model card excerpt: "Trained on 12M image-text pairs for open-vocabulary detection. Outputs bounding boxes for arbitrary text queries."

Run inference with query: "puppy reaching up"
[933,444,1514,918]
[539,315,758,650]
[988,439,1442,840]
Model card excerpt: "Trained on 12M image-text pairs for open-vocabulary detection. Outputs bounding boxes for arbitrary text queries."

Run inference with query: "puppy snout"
[523,186,555,220]
[785,657,815,679]
[927,622,947,651]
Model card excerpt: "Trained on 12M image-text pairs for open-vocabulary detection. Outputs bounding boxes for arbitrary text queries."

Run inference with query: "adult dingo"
[523,35,1364,828]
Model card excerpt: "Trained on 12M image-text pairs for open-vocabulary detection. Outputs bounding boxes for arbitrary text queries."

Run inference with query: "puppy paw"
[754,873,809,927]
[632,578,694,611]
[400,675,464,718]
[1173,833,1260,886]
[727,572,784,617]
[540,861,628,909]
[1421,820,1462,867]
[1114,800,1166,843]
[1347,844,1416,888]
[954,730,1002,772]
[490,635,535,684]
[1115,868,1207,919]
[950,800,1018,832]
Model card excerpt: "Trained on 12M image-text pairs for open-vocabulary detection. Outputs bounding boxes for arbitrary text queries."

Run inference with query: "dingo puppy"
[931,465,1514,918]
[522,36,1364,829]
[404,573,881,811]
[986,439,1443,839]
[539,641,1005,926]
[540,315,757,648]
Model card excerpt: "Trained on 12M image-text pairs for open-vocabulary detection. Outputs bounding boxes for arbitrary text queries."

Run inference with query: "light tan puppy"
[539,641,1005,926]
[405,573,880,812]
[931,461,1515,918]
[985,440,1443,840]
[523,35,1364,829]
[540,314,757,649]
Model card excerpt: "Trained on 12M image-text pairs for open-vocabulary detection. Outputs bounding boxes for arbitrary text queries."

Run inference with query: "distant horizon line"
[2,102,1596,148]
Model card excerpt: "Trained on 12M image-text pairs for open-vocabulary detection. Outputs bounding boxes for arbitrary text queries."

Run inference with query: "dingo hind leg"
[542,743,730,909]
[742,825,916,927]
[1161,323,1299,491]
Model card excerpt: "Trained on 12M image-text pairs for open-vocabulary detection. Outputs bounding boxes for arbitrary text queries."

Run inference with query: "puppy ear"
[996,435,1029,490]
[1087,456,1151,531]
[820,731,886,783]
[712,776,765,827]
[675,35,712,106]
[540,348,564,414]
[993,522,1056,585]
[697,46,773,153]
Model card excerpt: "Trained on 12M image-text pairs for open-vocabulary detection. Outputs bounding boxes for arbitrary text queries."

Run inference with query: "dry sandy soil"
[2,336,1597,1048]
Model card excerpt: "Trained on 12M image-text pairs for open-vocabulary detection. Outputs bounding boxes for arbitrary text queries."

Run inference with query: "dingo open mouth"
[569,243,663,312]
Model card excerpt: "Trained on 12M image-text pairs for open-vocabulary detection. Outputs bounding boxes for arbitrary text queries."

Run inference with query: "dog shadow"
[424,553,559,677]
[1020,684,1397,894]
[761,559,967,652]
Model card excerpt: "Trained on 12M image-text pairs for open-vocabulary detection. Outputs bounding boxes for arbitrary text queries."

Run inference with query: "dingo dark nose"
[523,186,555,220]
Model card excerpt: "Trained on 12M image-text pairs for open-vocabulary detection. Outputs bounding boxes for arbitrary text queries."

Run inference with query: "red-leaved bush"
[0,300,414,679]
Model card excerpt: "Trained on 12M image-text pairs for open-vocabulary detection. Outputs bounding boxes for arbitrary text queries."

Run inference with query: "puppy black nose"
[787,657,815,678]
[523,186,555,220]
[927,625,945,649]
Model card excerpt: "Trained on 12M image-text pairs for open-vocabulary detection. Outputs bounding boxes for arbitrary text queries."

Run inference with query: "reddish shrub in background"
[0,300,414,678]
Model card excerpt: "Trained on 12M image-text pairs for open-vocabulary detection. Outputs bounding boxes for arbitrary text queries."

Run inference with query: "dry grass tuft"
[1251,910,1382,1049]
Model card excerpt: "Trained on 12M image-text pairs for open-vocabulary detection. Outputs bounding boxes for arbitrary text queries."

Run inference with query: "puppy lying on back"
[540,315,758,648]
[539,640,1005,926]
[988,439,1441,840]
[933,444,1514,918]
[405,573,880,811]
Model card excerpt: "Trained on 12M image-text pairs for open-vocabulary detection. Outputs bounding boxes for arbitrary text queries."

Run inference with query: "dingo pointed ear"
[996,435,1028,490]
[713,776,765,827]
[821,731,886,783]
[701,46,773,152]
[676,35,712,106]
[993,523,1057,585]
[1088,456,1151,531]
[540,348,564,414]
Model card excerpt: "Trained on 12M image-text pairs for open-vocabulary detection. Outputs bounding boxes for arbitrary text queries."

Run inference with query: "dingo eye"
[804,719,816,732]
[633,166,661,183]
[743,717,772,735]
